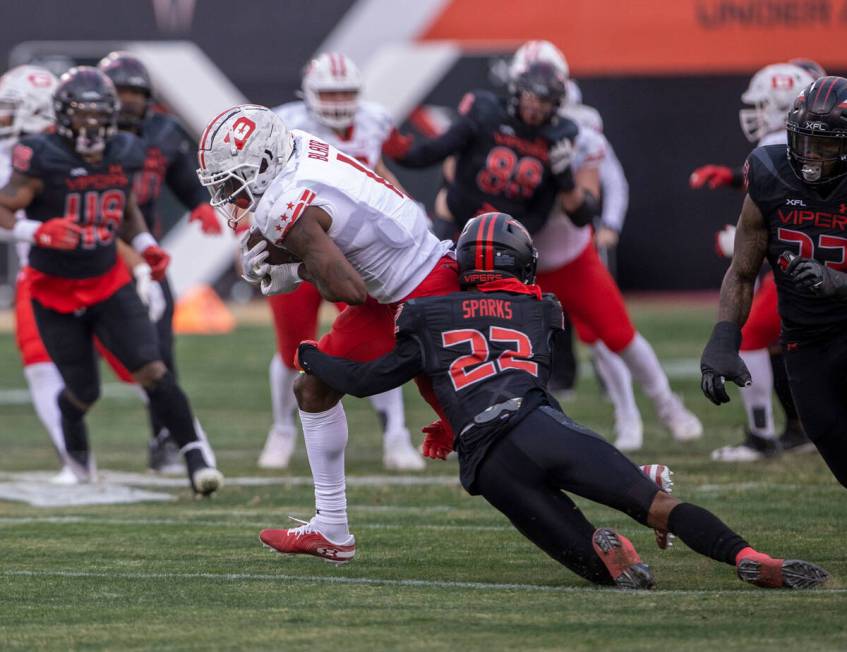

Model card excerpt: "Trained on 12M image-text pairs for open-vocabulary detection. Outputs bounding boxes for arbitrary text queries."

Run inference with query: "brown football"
[246,229,302,265]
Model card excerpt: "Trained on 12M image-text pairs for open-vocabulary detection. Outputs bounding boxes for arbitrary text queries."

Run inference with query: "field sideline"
[0,298,845,651]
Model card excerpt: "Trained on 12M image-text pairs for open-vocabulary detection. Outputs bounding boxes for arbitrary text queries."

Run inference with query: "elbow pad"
[568,191,600,227]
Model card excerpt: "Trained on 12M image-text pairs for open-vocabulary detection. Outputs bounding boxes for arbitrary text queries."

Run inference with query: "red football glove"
[689,165,734,189]
[34,217,83,250]
[421,419,453,461]
[189,203,222,235]
[294,339,319,372]
[141,246,170,281]
[381,129,413,160]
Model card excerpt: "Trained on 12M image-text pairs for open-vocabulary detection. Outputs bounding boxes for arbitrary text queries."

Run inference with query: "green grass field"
[1,299,846,651]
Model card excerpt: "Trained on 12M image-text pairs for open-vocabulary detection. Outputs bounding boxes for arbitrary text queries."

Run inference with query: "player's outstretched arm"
[282,207,368,305]
[0,172,40,228]
[388,119,475,169]
[296,338,424,398]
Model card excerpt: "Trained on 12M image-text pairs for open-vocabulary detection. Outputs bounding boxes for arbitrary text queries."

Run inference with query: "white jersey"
[0,140,29,267]
[758,130,787,147]
[254,130,452,304]
[273,100,394,170]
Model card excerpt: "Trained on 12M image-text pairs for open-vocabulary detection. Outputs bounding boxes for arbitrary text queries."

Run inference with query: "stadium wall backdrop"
[1,0,845,291]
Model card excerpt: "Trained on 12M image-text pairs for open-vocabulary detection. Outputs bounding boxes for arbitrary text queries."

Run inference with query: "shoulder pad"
[110,132,147,171]
[541,292,565,329]
[12,134,48,176]
[545,115,579,143]
[144,112,188,142]
[273,101,306,124]
[457,90,501,121]
[255,185,319,245]
[394,299,423,336]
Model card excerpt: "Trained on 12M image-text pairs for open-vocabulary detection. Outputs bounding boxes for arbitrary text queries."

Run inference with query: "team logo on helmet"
[224,116,256,150]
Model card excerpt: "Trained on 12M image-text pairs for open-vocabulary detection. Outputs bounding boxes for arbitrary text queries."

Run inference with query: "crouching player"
[281,212,829,589]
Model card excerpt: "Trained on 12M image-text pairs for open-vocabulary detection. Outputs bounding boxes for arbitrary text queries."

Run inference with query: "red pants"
[740,272,780,351]
[536,243,636,353]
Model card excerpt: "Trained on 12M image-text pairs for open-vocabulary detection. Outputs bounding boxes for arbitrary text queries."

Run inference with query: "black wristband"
[710,321,742,351]
[568,191,600,227]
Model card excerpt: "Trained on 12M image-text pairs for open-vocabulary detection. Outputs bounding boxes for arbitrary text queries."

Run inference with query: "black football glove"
[785,256,847,299]
[700,321,752,405]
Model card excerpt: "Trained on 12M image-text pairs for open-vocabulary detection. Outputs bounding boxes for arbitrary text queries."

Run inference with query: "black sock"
[770,353,799,422]
[667,503,748,565]
[144,372,198,450]
[57,391,90,467]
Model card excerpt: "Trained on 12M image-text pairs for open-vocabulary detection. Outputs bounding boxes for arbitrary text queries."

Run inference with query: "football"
[246,229,302,265]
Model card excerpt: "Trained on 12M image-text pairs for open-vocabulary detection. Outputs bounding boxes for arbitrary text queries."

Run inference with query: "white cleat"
[613,413,643,452]
[50,465,87,485]
[191,466,224,497]
[711,432,781,462]
[384,432,426,471]
[656,394,703,442]
[258,425,297,469]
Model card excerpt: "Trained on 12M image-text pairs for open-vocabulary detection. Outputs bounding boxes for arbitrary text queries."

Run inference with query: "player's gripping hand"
[21,217,83,250]
[549,139,574,175]
[189,203,222,235]
[260,263,302,296]
[133,263,166,322]
[689,165,734,189]
[785,256,847,299]
[294,339,319,372]
[700,321,752,405]
[239,230,269,285]
[421,420,453,460]
[141,246,170,281]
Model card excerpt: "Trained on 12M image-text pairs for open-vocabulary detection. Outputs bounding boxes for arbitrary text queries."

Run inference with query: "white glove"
[133,263,167,322]
[239,230,270,286]
[146,280,166,322]
[260,263,302,296]
[715,224,736,258]
[549,139,574,175]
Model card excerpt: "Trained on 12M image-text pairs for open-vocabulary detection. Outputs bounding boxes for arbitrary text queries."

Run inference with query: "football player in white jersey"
[691,62,817,461]
[259,52,424,472]
[197,104,457,562]
[508,41,702,450]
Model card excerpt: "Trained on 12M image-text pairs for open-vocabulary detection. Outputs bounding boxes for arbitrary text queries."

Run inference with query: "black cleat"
[592,528,656,590]
[779,423,816,454]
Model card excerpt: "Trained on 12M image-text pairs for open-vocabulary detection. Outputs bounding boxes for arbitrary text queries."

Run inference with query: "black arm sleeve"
[298,337,425,398]
[166,138,208,210]
[566,190,601,227]
[730,166,745,189]
[393,118,476,168]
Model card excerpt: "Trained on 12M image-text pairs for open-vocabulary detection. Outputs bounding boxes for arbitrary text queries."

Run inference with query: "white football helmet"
[196,104,293,225]
[302,52,362,130]
[0,65,58,139]
[739,63,814,143]
[510,40,569,82]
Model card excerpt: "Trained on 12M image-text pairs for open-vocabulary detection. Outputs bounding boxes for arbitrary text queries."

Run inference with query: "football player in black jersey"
[275,212,828,589]
[0,67,222,496]
[702,76,847,490]
[98,51,223,473]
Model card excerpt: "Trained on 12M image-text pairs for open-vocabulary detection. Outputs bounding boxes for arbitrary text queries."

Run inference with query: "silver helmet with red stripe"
[196,104,293,225]
[456,213,538,287]
[739,63,814,143]
[301,52,362,130]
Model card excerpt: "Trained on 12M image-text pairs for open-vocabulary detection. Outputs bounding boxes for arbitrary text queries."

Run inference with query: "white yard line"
[3,569,845,596]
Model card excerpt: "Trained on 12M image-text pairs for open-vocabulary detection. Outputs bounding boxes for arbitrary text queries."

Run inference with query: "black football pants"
[474,406,659,585]
[784,334,847,489]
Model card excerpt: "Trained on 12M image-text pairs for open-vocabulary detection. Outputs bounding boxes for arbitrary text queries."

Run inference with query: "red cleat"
[640,464,674,550]
[260,517,356,565]
[736,551,830,589]
[592,528,655,590]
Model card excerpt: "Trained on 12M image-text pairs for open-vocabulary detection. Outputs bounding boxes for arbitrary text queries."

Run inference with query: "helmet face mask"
[53,67,118,158]
[456,213,538,287]
[97,51,153,131]
[302,53,362,130]
[197,104,293,226]
[509,62,566,127]
[739,63,814,143]
[786,76,847,185]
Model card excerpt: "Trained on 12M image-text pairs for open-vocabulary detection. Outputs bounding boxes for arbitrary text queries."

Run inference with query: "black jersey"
[745,144,847,341]
[13,132,146,279]
[298,288,565,492]
[396,90,578,233]
[134,112,207,232]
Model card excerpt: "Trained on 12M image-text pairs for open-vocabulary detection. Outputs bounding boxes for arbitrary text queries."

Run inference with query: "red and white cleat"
[592,528,655,590]
[260,517,356,565]
[641,464,674,550]
[736,552,830,589]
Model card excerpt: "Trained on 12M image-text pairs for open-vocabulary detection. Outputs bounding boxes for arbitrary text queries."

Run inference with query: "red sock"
[735,546,773,565]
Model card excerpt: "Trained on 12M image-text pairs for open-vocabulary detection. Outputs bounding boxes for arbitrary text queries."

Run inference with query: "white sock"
[270,353,299,429]
[739,349,776,438]
[592,342,639,421]
[299,402,349,540]
[193,418,217,466]
[619,333,673,404]
[369,387,407,440]
[23,362,66,460]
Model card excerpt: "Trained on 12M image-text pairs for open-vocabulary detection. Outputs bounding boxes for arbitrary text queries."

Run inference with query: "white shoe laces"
[286,515,318,537]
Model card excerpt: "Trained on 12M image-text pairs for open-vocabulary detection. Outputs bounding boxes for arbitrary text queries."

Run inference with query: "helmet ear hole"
[259,158,268,174]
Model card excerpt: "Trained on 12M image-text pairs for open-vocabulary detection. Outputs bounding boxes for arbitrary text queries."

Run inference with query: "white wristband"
[12,219,41,244]
[131,232,157,253]
[133,262,153,281]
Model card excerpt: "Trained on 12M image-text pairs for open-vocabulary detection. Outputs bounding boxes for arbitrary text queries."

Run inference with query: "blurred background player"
[389,43,702,451]
[691,62,817,460]
[265,52,423,471]
[98,51,223,474]
[701,75,847,491]
[0,67,221,495]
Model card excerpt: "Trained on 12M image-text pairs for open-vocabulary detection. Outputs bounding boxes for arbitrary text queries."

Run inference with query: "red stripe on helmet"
[484,214,497,270]
[474,215,487,270]
[821,76,839,107]
[338,54,347,76]
[199,105,239,168]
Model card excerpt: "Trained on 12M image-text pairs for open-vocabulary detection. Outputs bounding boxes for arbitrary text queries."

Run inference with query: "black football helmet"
[97,51,152,130]
[508,61,566,124]
[786,76,847,185]
[456,212,538,287]
[788,58,827,81]
[53,66,118,156]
